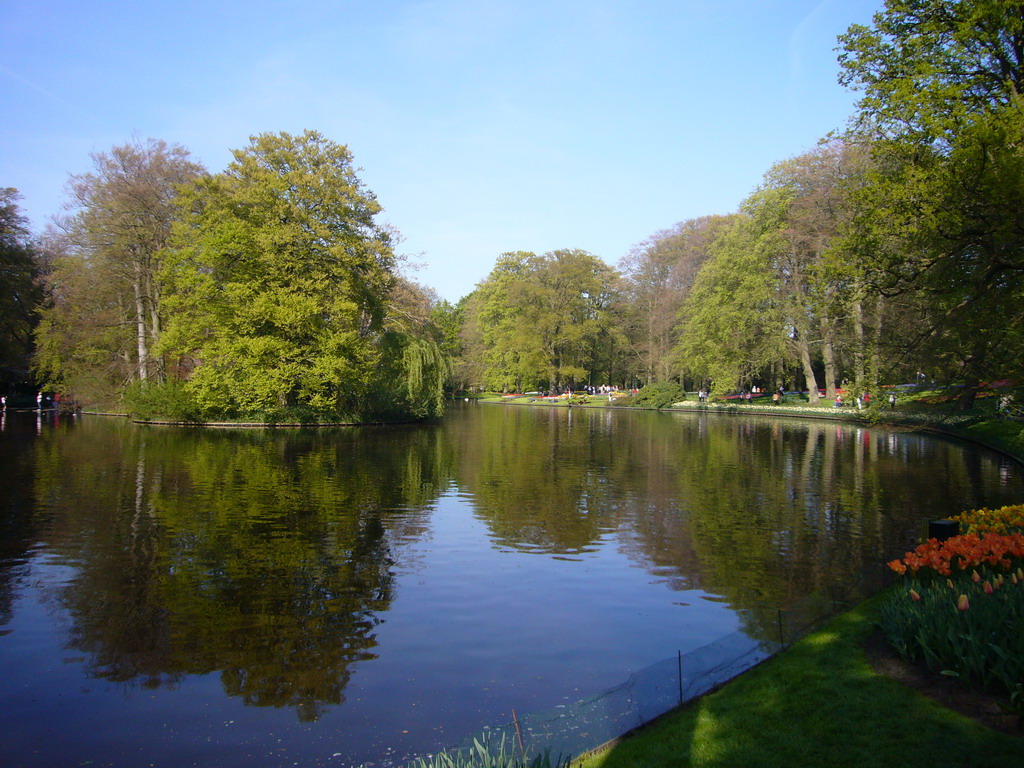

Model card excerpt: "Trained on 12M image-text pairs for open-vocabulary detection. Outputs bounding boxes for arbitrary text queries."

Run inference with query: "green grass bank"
[574,596,1024,768]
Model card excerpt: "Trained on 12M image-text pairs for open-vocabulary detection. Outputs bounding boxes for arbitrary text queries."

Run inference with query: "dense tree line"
[3,0,1019,415]
[455,0,1023,404]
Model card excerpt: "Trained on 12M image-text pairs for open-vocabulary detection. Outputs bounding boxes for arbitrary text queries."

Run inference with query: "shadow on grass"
[580,598,1024,768]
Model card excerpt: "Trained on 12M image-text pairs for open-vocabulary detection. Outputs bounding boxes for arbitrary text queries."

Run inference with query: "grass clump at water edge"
[367,732,571,768]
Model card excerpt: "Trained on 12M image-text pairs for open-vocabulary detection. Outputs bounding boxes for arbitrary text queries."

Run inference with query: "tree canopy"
[34,139,204,405]
[159,130,444,422]
[461,249,625,393]
[838,0,1024,404]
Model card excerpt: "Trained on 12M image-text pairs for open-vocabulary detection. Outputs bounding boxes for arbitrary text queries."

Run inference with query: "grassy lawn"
[575,596,1024,768]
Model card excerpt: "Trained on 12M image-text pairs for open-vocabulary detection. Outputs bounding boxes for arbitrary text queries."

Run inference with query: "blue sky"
[1,0,883,302]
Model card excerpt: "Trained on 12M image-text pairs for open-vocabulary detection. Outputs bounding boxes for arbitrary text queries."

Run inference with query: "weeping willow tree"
[399,336,450,418]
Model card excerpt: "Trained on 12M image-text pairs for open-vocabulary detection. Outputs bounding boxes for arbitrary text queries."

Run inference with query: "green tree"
[463,249,625,392]
[839,0,1024,404]
[838,0,1023,141]
[673,213,787,393]
[468,252,549,392]
[34,140,203,407]
[0,188,43,391]
[159,130,431,421]
[619,215,736,387]
[430,297,470,394]
[33,229,132,407]
[41,139,203,392]
[379,276,451,418]
[673,144,871,398]
[758,141,869,400]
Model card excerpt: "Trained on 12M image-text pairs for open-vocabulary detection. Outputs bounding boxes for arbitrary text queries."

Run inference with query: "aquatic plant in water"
[384,732,571,768]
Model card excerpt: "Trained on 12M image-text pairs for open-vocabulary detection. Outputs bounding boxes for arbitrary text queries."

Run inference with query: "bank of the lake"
[573,595,1024,768]
[482,388,1024,465]
[475,391,1024,767]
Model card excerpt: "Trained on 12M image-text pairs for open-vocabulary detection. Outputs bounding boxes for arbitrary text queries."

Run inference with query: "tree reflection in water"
[30,419,445,721]
[1,403,1019,756]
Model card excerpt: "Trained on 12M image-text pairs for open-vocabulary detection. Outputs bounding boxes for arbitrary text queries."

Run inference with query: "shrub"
[122,380,203,422]
[627,382,685,409]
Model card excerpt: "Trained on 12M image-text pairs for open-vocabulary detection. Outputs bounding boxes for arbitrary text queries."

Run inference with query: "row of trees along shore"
[1,0,1021,421]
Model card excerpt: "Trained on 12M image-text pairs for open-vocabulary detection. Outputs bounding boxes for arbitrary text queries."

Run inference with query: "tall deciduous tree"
[838,0,1023,140]
[63,139,203,383]
[462,250,624,392]
[762,141,868,400]
[619,215,736,386]
[35,139,203,403]
[0,188,43,390]
[429,297,470,394]
[673,214,787,393]
[159,130,433,421]
[33,227,133,406]
[674,143,866,398]
[839,0,1024,405]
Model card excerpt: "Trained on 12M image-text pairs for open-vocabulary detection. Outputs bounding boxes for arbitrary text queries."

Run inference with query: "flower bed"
[669,401,850,417]
[951,504,1024,536]
[881,506,1024,715]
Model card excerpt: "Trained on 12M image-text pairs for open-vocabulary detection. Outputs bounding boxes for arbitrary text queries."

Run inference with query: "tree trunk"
[820,308,837,400]
[958,377,979,410]
[852,293,865,388]
[147,268,165,383]
[868,294,885,393]
[796,332,820,403]
[133,265,149,382]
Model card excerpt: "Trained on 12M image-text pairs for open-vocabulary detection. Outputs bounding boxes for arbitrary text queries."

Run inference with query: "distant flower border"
[667,400,982,428]
[668,401,854,417]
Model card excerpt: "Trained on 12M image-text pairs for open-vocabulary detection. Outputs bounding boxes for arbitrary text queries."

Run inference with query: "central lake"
[1,402,1021,767]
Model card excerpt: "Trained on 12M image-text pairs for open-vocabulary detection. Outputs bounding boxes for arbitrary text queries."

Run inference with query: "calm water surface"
[0,403,1021,766]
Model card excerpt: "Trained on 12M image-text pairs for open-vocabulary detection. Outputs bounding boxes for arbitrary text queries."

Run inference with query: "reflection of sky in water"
[0,406,1021,767]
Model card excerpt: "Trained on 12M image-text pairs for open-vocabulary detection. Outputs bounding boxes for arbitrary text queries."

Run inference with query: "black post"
[677,650,683,705]
[929,519,959,541]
